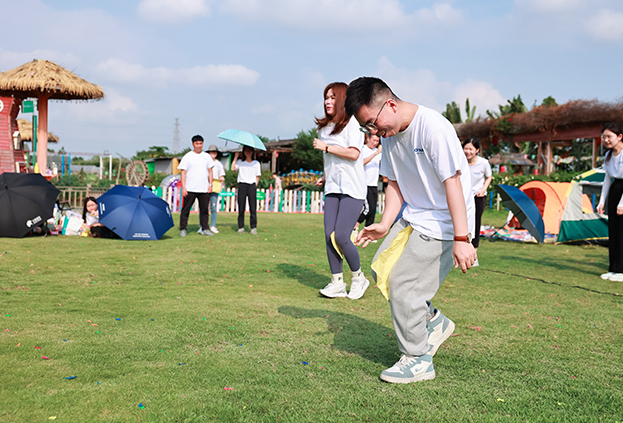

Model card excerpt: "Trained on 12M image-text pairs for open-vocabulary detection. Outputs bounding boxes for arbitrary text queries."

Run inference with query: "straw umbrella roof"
[17,118,58,143]
[0,59,104,100]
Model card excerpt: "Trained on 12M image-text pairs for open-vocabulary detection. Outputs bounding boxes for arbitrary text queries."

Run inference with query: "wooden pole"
[36,94,50,173]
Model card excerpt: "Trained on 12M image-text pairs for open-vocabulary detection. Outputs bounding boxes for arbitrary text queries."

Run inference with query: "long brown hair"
[315,82,350,135]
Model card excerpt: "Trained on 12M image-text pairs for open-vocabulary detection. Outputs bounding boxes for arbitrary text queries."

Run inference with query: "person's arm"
[231,152,240,171]
[356,179,403,247]
[477,175,493,197]
[312,138,360,161]
[597,170,611,214]
[207,167,213,193]
[180,169,188,197]
[255,162,261,185]
[363,145,382,166]
[444,172,477,273]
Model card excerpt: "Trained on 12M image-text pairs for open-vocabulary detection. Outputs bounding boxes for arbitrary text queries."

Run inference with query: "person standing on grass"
[178,135,214,237]
[232,146,261,235]
[207,144,226,234]
[312,82,370,300]
[597,122,623,282]
[354,133,382,234]
[346,77,475,383]
[463,137,492,266]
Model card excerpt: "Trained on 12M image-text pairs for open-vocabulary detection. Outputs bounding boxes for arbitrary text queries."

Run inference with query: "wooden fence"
[56,186,386,214]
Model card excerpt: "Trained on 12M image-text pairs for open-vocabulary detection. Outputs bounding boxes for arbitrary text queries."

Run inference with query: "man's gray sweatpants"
[372,218,454,356]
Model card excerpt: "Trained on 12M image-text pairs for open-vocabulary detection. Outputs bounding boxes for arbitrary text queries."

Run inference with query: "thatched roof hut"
[0,59,104,100]
[17,119,58,143]
[0,59,104,172]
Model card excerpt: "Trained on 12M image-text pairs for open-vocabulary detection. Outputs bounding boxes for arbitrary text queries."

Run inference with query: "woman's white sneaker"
[347,277,369,300]
[601,272,615,280]
[319,281,347,298]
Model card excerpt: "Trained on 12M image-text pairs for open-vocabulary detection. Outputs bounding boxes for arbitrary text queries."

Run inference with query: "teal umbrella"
[217,129,266,151]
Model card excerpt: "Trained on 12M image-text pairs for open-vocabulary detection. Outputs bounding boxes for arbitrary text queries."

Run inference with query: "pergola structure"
[455,100,623,175]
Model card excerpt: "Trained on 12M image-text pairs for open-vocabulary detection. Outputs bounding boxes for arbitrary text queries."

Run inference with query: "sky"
[1,0,622,158]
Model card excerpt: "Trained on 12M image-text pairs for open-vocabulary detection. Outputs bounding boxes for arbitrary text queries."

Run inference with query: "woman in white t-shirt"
[232,146,261,235]
[597,123,623,282]
[312,82,369,300]
[355,134,382,230]
[463,137,492,256]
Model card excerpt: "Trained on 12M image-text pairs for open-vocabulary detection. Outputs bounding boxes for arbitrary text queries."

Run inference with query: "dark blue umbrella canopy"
[0,173,59,238]
[495,184,545,243]
[98,185,173,240]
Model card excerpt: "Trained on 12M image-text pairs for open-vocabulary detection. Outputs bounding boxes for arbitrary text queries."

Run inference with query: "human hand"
[313,138,327,151]
[182,188,188,197]
[316,176,325,186]
[477,188,487,197]
[356,223,389,248]
[376,144,383,155]
[452,241,477,273]
[208,185,212,193]
[597,204,605,214]
[618,206,623,215]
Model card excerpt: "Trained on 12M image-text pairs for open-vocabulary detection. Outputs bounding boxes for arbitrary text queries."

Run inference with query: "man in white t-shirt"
[177,135,214,237]
[345,77,476,384]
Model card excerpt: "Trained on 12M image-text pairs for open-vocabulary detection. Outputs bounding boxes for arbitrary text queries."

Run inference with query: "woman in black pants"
[463,137,492,266]
[232,146,261,235]
[355,133,382,233]
[597,122,623,282]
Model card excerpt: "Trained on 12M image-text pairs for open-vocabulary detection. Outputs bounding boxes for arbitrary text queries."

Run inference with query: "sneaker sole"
[319,290,348,298]
[380,369,436,384]
[347,279,370,300]
[429,319,455,357]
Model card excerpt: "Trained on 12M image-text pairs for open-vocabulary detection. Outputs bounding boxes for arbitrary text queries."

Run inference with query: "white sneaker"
[427,309,455,356]
[347,276,370,300]
[237,228,245,234]
[197,227,203,234]
[250,228,257,235]
[209,226,219,234]
[609,273,623,282]
[380,353,435,384]
[319,281,347,298]
[601,272,615,280]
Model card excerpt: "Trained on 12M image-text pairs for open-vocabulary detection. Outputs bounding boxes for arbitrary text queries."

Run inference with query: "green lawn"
[1,211,621,422]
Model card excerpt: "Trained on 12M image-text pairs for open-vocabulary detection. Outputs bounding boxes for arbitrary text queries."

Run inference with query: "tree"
[442,98,477,124]
[541,96,558,107]
[133,146,170,160]
[291,128,323,171]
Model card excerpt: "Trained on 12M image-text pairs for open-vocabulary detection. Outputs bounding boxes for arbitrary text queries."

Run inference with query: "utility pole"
[173,118,180,154]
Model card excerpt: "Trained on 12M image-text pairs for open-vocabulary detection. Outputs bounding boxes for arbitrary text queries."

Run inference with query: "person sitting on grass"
[82,196,117,238]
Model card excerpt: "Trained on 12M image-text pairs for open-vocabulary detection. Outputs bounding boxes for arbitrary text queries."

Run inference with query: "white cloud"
[515,0,587,13]
[374,57,504,118]
[219,0,462,34]
[96,59,260,88]
[66,89,139,123]
[0,49,81,71]
[251,104,276,114]
[585,9,623,41]
[138,0,210,23]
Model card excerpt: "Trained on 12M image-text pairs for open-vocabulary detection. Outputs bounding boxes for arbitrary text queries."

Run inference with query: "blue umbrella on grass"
[495,184,545,243]
[98,185,173,240]
[218,129,267,151]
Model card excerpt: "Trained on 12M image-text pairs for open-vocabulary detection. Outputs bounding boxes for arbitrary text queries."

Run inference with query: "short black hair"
[191,135,204,143]
[345,77,399,117]
[462,137,480,150]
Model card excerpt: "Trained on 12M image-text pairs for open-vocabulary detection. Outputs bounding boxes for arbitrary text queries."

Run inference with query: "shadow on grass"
[498,255,607,276]
[278,305,397,366]
[277,263,327,289]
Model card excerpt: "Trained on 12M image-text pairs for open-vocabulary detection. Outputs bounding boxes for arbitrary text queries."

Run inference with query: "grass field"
[1,210,622,422]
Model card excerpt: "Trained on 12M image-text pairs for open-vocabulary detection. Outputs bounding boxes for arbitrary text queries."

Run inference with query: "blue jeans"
[209,192,219,227]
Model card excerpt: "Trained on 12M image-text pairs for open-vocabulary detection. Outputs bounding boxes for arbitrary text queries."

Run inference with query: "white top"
[319,116,366,200]
[236,160,261,184]
[212,160,226,180]
[469,156,492,196]
[85,212,98,226]
[363,145,381,187]
[380,105,475,240]
[599,151,623,208]
[178,151,214,193]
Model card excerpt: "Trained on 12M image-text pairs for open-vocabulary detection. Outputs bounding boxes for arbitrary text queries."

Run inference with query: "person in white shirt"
[231,146,261,235]
[355,134,382,230]
[207,144,226,234]
[177,135,214,237]
[312,82,370,300]
[597,123,623,282]
[346,77,476,384]
[463,137,492,259]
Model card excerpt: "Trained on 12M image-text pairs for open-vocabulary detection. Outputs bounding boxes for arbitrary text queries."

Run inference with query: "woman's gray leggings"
[324,194,364,274]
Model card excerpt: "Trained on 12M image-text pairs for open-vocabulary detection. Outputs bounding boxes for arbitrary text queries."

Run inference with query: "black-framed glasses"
[359,101,387,135]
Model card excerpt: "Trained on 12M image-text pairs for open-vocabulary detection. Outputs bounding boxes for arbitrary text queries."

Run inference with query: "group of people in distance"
[313,77,477,383]
[177,135,260,238]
